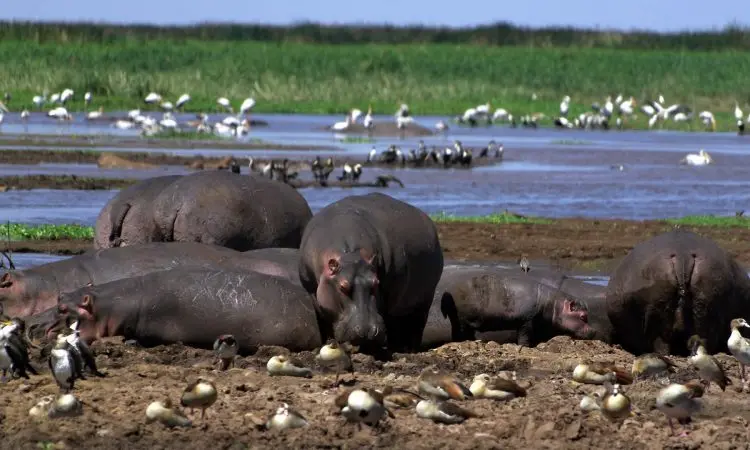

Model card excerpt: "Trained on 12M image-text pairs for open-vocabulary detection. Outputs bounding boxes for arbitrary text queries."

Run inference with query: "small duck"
[572,362,633,385]
[266,355,313,378]
[145,398,193,428]
[29,395,55,418]
[265,403,309,430]
[377,386,422,410]
[599,382,632,422]
[469,373,527,401]
[687,335,731,392]
[415,399,476,424]
[727,318,750,387]
[316,340,353,383]
[335,388,393,426]
[213,334,238,371]
[48,338,85,392]
[180,377,218,419]
[417,367,473,401]
[631,353,678,381]
[656,380,704,436]
[48,393,84,419]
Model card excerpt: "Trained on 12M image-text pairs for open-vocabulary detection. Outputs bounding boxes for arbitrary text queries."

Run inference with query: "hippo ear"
[327,258,341,276]
[0,273,11,288]
[79,294,94,313]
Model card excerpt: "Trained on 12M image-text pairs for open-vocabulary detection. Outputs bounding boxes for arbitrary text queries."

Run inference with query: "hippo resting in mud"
[94,171,313,251]
[45,269,321,352]
[299,193,444,353]
[607,230,750,356]
[0,242,302,317]
[421,267,596,349]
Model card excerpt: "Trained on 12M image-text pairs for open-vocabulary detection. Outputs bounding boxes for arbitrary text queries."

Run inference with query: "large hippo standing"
[606,230,750,355]
[94,175,182,249]
[299,193,444,353]
[423,267,594,348]
[48,269,321,352]
[0,242,291,317]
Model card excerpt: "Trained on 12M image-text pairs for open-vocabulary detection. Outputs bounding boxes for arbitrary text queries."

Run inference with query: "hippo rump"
[607,230,750,355]
[421,266,594,349]
[299,193,444,353]
[95,171,313,251]
[48,269,322,352]
[0,242,294,317]
[242,248,301,285]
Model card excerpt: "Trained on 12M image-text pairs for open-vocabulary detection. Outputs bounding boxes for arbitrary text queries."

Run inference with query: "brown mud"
[9,219,750,272]
[4,335,750,449]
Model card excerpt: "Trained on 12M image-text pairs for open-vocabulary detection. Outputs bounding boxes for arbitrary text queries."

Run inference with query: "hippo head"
[553,296,594,339]
[23,307,60,342]
[46,291,100,344]
[316,249,387,349]
[0,271,58,317]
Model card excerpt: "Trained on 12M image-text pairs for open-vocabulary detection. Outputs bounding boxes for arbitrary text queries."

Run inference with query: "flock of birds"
[2,305,750,438]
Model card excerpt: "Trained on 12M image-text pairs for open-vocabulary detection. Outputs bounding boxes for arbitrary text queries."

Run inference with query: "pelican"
[47,107,72,121]
[144,92,162,104]
[84,92,92,106]
[475,102,491,120]
[560,96,571,116]
[113,119,135,129]
[462,107,478,123]
[331,115,353,132]
[363,106,373,129]
[86,107,104,120]
[217,97,233,113]
[492,108,509,122]
[698,111,716,131]
[681,150,713,166]
[60,89,74,104]
[735,103,743,122]
[239,98,256,115]
[160,101,174,111]
[175,94,191,110]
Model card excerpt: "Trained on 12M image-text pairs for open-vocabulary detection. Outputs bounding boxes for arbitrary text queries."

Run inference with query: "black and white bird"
[49,337,85,392]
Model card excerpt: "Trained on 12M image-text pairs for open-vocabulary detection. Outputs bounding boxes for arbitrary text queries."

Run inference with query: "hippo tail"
[108,202,132,246]
[670,251,696,336]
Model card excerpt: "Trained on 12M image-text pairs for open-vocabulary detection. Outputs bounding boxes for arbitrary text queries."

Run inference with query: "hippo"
[242,248,301,285]
[0,242,290,317]
[299,193,444,353]
[48,269,322,352]
[94,171,313,251]
[422,267,594,349]
[606,230,750,356]
[94,175,182,249]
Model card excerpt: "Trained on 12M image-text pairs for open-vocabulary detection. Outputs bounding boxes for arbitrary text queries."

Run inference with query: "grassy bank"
[1,40,749,131]
[1,224,93,241]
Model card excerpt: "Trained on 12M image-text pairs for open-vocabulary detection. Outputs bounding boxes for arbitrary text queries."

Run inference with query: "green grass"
[148,128,227,141]
[664,215,750,228]
[339,136,375,144]
[431,212,553,225]
[1,223,94,241]
[0,40,749,132]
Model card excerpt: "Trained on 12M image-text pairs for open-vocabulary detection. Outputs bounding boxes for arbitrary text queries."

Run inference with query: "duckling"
[180,377,218,419]
[213,334,238,371]
[656,380,704,436]
[29,395,55,418]
[687,335,731,392]
[335,388,393,426]
[377,386,422,410]
[579,391,603,412]
[316,340,353,383]
[266,355,313,378]
[728,318,750,387]
[469,373,527,401]
[48,393,83,419]
[572,362,633,385]
[599,382,631,422]
[417,367,473,401]
[631,353,678,381]
[146,398,192,428]
[415,399,476,424]
[265,403,309,430]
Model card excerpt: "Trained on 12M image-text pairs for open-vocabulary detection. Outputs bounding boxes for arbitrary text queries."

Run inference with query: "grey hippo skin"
[421,266,594,349]
[606,230,750,356]
[50,269,321,353]
[94,175,182,249]
[242,248,302,285]
[299,193,444,353]
[0,242,290,317]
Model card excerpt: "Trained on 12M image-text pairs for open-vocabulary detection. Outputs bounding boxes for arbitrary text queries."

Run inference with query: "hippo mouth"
[563,299,589,323]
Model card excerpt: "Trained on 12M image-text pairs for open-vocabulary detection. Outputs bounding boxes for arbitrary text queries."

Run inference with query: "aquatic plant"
[3,223,94,241]
[431,212,553,225]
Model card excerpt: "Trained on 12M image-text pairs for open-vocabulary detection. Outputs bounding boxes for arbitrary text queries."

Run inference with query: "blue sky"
[2,0,749,32]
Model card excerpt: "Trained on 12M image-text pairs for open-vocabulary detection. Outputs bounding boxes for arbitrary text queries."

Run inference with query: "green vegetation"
[149,129,227,141]
[549,139,593,146]
[339,136,376,144]
[664,215,750,228]
[2,223,94,241]
[431,212,553,225]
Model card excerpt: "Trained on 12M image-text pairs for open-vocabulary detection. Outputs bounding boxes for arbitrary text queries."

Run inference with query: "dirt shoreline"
[9,219,750,271]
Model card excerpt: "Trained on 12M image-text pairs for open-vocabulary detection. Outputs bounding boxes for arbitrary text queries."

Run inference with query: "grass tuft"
[431,212,553,225]
[1,223,94,241]
[664,215,750,228]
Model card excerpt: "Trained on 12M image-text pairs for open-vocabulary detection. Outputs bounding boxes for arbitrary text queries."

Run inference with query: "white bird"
[560,95,571,116]
[86,107,104,120]
[60,89,74,104]
[614,94,623,105]
[492,108,510,122]
[113,120,135,129]
[20,109,30,120]
[217,97,233,112]
[222,115,241,127]
[84,92,92,106]
[641,104,656,117]
[656,381,703,436]
[462,107,478,122]
[603,96,614,117]
[331,115,353,131]
[619,97,636,116]
[160,101,174,111]
[337,389,391,426]
[239,98,256,115]
[212,122,234,137]
[475,102,491,117]
[698,111,717,131]
[50,93,61,104]
[735,103,744,121]
[175,94,191,110]
[435,120,449,132]
[395,103,410,118]
[396,115,414,129]
[681,149,713,166]
[47,107,72,121]
[672,112,690,123]
[648,113,661,129]
[350,109,362,123]
[658,94,665,105]
[159,113,178,129]
[363,106,373,129]
[144,92,162,104]
[728,318,750,387]
[127,109,141,120]
[32,95,45,108]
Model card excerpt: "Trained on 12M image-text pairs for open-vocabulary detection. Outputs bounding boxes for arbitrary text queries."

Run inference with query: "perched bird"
[48,338,85,392]
[146,398,192,428]
[265,403,309,430]
[656,380,704,436]
[631,353,678,381]
[417,367,472,401]
[599,382,632,422]
[687,335,731,392]
[469,373,527,401]
[728,318,750,387]
[266,355,313,378]
[316,340,353,383]
[415,399,476,424]
[572,362,633,385]
[180,377,218,419]
[48,393,83,419]
[518,254,530,273]
[213,334,238,371]
[336,388,393,426]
